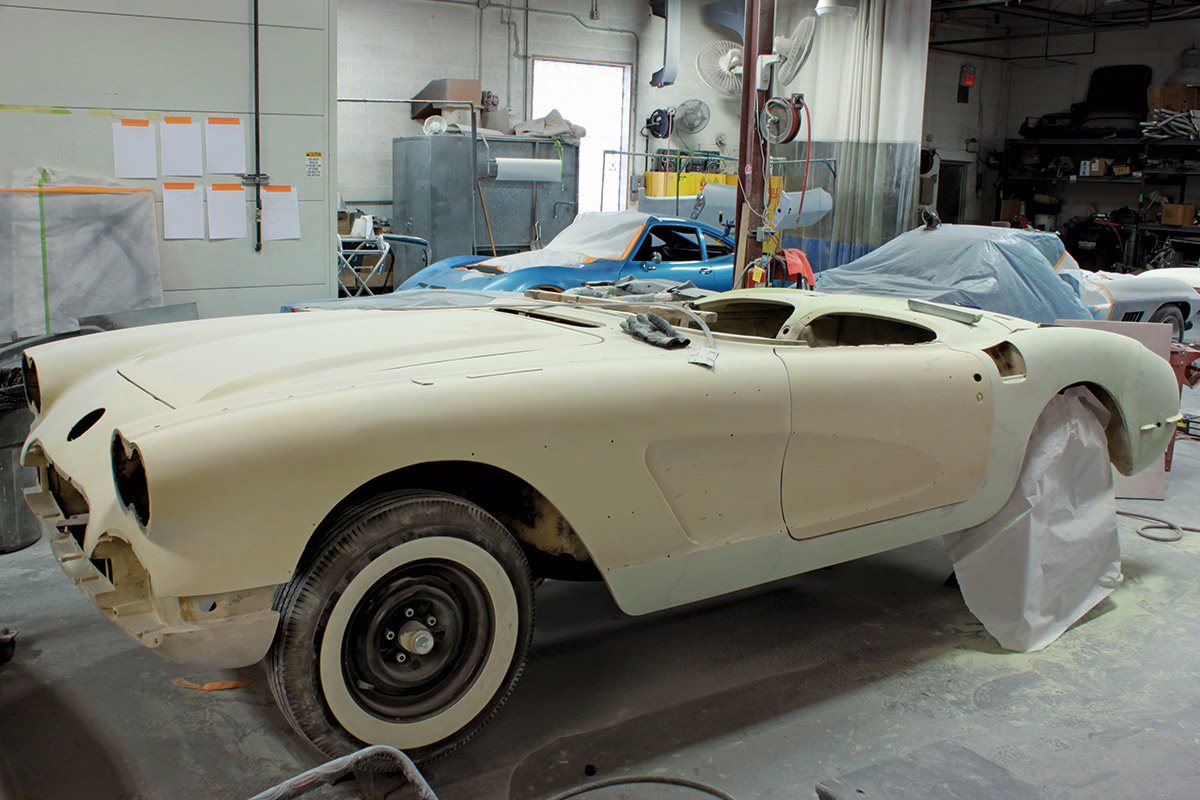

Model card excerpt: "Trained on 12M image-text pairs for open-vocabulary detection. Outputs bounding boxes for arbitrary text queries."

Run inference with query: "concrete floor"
[4,391,1200,800]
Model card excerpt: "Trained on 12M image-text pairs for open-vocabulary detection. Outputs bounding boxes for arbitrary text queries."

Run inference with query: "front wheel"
[267,490,534,762]
[1149,304,1185,342]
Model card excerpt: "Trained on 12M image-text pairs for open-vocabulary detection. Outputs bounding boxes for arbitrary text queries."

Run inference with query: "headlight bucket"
[112,432,150,528]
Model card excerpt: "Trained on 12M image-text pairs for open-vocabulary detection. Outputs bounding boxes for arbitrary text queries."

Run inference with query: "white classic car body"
[20,289,1179,758]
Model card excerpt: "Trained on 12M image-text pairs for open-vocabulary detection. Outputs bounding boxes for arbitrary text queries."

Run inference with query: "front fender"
[398,257,489,290]
[486,265,608,292]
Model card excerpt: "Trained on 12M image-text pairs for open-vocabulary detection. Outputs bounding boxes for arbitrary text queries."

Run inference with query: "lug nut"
[385,629,395,641]
[426,616,437,627]
[395,653,407,663]
[405,608,415,618]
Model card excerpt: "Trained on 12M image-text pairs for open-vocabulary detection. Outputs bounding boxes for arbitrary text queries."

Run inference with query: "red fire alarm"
[958,65,976,103]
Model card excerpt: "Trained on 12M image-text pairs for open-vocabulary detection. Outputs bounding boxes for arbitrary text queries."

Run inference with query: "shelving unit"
[997,137,1200,270]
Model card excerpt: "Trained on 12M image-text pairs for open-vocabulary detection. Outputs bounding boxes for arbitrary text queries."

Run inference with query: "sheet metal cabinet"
[391,135,579,276]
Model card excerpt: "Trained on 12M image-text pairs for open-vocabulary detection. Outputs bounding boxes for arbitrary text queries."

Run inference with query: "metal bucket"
[0,408,40,554]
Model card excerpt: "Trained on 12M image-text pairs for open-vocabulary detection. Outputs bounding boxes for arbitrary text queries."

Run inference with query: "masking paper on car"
[943,388,1121,652]
[813,224,1094,325]
[1,169,163,339]
[477,210,649,272]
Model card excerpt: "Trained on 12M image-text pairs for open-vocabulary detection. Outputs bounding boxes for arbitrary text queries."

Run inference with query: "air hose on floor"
[1117,510,1200,543]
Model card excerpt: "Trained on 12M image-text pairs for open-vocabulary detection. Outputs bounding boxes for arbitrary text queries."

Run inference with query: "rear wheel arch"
[298,461,599,583]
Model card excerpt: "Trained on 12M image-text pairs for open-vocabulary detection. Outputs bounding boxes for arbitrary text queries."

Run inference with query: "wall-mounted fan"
[696,40,743,96]
[675,99,711,135]
[698,15,817,96]
[773,16,816,87]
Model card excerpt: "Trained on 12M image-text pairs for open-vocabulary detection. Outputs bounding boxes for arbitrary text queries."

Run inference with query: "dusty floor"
[3,392,1200,800]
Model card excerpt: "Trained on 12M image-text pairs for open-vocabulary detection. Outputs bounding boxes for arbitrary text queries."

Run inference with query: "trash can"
[0,408,40,554]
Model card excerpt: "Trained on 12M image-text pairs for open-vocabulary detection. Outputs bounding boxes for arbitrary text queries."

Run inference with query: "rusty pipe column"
[733,0,774,285]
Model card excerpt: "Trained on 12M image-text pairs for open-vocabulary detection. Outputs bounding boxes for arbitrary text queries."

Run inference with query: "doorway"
[936,161,968,224]
[531,58,632,213]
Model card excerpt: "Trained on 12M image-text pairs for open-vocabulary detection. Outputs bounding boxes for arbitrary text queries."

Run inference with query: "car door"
[621,224,721,289]
[699,229,736,291]
[773,311,995,541]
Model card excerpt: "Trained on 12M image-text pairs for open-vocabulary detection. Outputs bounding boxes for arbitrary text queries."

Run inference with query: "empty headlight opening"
[111,434,150,528]
[22,354,40,414]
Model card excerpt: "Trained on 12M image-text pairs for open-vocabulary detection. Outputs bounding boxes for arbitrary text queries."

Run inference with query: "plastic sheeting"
[814,225,1094,325]
[943,388,1122,652]
[478,210,648,272]
[1,168,163,339]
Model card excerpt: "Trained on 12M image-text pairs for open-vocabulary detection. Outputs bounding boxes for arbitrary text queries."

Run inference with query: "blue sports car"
[398,209,737,293]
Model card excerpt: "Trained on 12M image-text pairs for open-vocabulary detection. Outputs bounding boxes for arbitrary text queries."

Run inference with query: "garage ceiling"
[931,0,1200,51]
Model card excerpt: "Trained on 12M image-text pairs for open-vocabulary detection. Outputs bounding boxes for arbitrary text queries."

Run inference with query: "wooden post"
[733,0,775,288]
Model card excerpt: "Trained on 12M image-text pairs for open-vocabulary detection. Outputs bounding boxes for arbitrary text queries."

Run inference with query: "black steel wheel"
[267,490,534,762]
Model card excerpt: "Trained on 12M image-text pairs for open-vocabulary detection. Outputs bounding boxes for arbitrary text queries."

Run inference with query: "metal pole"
[471,107,479,256]
[252,0,263,252]
[734,0,774,285]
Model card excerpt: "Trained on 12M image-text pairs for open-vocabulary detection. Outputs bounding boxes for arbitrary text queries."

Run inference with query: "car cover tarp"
[813,225,1094,325]
[477,210,650,272]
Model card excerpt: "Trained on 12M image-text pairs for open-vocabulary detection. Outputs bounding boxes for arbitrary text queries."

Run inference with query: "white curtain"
[779,0,932,266]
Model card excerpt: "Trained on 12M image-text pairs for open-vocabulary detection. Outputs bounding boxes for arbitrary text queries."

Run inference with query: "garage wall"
[336,0,749,215]
[0,1,338,317]
[1004,27,1196,137]
[922,46,1009,224]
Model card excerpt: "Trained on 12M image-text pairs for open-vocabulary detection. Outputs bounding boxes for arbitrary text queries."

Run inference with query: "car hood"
[400,263,501,291]
[116,307,603,407]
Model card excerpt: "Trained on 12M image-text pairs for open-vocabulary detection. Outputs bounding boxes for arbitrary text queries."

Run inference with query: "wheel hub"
[397,620,435,656]
[341,559,493,722]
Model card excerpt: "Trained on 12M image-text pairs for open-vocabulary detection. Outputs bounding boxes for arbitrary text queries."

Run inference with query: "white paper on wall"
[207,183,247,239]
[162,182,205,240]
[205,117,247,174]
[112,119,158,179]
[161,116,203,177]
[262,185,301,241]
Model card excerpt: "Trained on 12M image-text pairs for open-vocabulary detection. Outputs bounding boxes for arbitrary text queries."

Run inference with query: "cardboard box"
[337,211,352,236]
[1000,198,1024,221]
[1161,203,1197,227]
[1148,85,1200,112]
[1112,163,1132,177]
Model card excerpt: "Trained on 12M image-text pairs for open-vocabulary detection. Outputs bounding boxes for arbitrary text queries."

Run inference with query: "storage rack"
[996,137,1200,270]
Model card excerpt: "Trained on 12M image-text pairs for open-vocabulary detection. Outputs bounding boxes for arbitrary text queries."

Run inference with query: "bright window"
[531,58,631,213]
